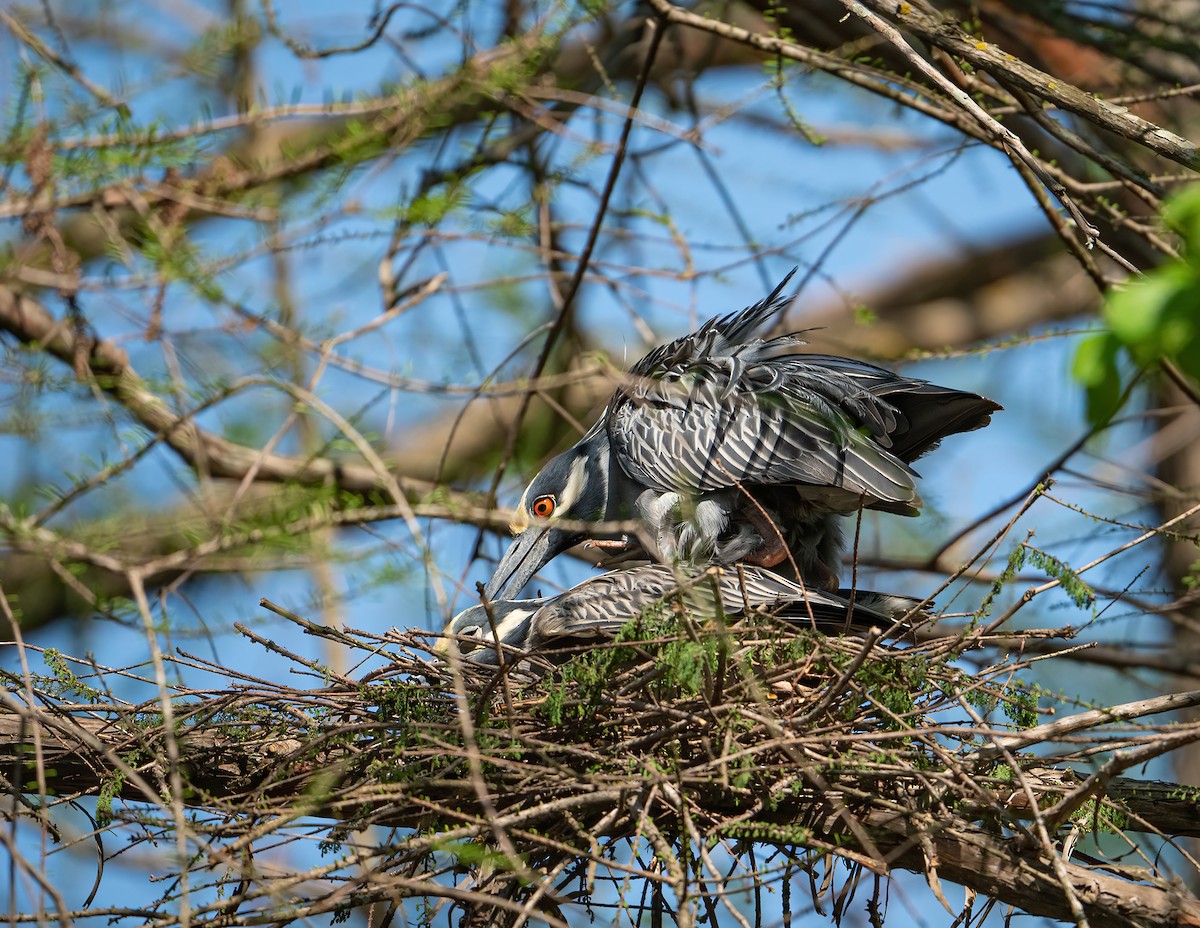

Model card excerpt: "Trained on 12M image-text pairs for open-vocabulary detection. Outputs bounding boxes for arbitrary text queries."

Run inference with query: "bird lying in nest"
[440,564,923,672]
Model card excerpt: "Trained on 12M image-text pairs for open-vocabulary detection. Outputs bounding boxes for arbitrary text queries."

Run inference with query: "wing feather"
[531,565,907,645]
[610,385,920,510]
[606,288,997,513]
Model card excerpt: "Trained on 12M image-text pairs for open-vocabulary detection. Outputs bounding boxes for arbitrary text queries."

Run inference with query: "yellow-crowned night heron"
[444,564,920,668]
[484,271,1000,600]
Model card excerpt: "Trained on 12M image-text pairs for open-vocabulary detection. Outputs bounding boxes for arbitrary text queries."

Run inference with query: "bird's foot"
[809,560,840,592]
[742,539,788,569]
[584,536,631,552]
[743,543,841,592]
[739,501,794,570]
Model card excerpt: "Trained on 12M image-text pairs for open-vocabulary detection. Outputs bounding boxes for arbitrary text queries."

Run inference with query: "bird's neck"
[595,430,645,524]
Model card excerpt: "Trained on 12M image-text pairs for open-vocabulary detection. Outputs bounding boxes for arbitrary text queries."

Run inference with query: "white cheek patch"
[492,608,534,644]
[559,456,588,513]
[511,455,586,533]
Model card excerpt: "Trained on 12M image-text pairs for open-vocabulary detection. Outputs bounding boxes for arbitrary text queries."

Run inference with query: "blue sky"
[1,2,1176,924]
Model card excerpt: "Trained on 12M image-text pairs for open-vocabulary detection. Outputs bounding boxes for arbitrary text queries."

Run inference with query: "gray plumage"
[445,564,921,668]
[485,271,1000,600]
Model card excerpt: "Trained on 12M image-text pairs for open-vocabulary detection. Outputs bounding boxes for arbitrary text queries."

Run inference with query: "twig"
[0,10,127,115]
[486,13,668,503]
[968,688,1200,763]
[837,0,1099,246]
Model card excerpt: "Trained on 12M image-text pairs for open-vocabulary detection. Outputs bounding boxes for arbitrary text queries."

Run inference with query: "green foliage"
[730,749,756,790]
[1074,184,1200,425]
[55,132,208,188]
[850,653,928,728]
[536,601,677,724]
[1024,546,1095,609]
[1001,682,1040,729]
[182,18,262,80]
[721,820,813,845]
[964,686,999,716]
[853,304,878,325]
[318,837,344,856]
[660,631,719,697]
[371,681,444,747]
[1070,797,1128,834]
[151,239,225,303]
[954,676,1041,730]
[359,682,468,783]
[486,207,535,240]
[1072,331,1124,426]
[432,838,526,874]
[396,183,469,227]
[976,534,1029,620]
[743,626,818,668]
[41,648,101,701]
[96,768,126,827]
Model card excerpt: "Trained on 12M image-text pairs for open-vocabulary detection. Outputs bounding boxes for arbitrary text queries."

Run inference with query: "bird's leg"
[738,500,841,590]
[741,535,787,569]
[739,499,789,568]
[742,538,840,590]
[807,558,841,592]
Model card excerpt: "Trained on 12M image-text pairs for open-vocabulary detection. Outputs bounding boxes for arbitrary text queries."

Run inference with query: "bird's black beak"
[484,525,580,601]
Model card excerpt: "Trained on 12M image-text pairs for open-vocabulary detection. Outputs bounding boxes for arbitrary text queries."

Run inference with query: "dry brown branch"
[4,3,1200,924]
[648,0,1198,276]
[5,613,1200,927]
[859,1,1198,169]
[0,28,553,225]
[0,284,458,503]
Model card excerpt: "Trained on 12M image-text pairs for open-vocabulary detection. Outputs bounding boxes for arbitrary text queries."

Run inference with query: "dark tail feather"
[879,386,1001,462]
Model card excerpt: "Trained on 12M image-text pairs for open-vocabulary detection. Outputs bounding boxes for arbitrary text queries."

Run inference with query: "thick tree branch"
[2,698,1200,928]
[0,285,457,502]
[867,0,1200,170]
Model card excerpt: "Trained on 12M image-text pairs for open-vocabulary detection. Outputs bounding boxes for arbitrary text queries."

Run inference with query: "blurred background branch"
[2,0,1199,924]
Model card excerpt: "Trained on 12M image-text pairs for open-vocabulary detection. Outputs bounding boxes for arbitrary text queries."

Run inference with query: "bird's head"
[438,600,540,664]
[485,438,611,600]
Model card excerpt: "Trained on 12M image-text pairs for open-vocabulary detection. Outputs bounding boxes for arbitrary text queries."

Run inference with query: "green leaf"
[1071,332,1123,427]
[1073,185,1200,422]
[1162,183,1200,260]
[1103,272,1174,351]
[1158,276,1200,358]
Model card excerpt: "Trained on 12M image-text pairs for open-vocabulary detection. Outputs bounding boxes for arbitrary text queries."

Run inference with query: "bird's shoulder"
[618,340,898,422]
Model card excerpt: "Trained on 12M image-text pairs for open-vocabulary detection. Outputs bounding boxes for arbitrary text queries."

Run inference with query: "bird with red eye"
[483,269,1001,603]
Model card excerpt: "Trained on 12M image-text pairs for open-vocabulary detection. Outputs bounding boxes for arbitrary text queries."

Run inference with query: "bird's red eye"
[531,495,556,518]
